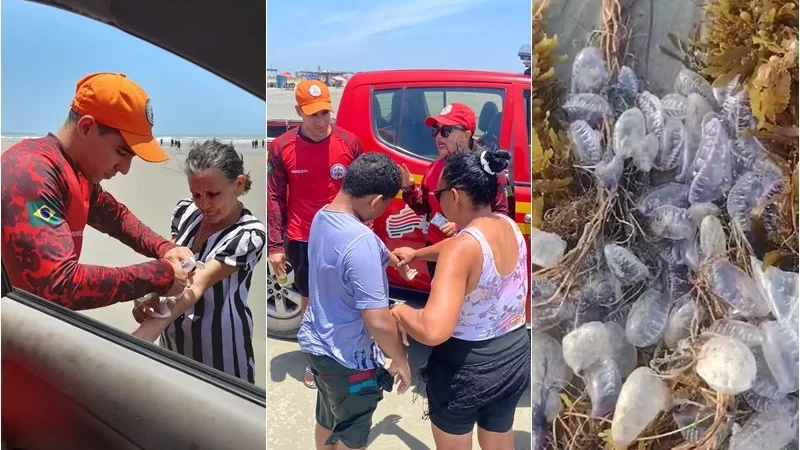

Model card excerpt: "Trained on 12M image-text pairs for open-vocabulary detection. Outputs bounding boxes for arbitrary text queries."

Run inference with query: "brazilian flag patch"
[27,201,62,227]
[504,185,513,198]
[267,158,273,175]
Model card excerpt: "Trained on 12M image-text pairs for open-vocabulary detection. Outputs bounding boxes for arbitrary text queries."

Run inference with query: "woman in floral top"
[390,148,530,450]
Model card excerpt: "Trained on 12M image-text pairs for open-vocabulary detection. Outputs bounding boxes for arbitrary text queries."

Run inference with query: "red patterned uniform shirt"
[401,157,512,244]
[1,134,176,310]
[267,125,364,253]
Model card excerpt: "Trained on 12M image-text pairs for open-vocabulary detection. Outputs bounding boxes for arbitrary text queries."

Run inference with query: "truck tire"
[266,263,303,340]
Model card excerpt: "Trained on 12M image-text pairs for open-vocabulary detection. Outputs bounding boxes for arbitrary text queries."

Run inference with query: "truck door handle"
[524,214,532,224]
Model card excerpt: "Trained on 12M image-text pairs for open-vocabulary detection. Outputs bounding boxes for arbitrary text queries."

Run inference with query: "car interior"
[2,0,266,449]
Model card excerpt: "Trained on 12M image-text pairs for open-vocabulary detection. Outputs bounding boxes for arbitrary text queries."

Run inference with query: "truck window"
[372,89,401,145]
[372,87,505,161]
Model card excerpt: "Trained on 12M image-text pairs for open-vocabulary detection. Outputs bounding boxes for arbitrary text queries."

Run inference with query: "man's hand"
[387,359,411,394]
[132,295,156,324]
[399,164,414,190]
[439,222,457,237]
[165,260,192,297]
[163,246,194,264]
[392,247,417,268]
[269,251,287,278]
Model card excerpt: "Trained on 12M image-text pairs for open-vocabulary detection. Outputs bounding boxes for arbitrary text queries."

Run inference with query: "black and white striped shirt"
[160,199,265,383]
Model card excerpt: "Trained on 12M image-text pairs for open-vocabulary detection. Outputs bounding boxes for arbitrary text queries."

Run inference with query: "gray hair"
[184,139,252,193]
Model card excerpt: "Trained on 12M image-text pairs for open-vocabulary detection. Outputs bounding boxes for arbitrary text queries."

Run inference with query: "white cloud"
[304,0,492,48]
[319,11,360,25]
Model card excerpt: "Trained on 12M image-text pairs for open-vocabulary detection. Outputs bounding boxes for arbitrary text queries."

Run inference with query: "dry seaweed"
[699,0,799,132]
[532,0,574,228]
[694,0,799,261]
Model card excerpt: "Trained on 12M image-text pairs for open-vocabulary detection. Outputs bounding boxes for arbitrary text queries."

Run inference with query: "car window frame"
[369,85,508,165]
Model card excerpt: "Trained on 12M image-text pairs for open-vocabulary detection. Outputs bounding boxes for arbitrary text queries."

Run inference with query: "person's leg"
[475,393,519,450]
[311,357,337,450]
[426,358,476,450]
[287,240,315,389]
[315,424,336,450]
[311,355,382,450]
[430,423,473,450]
[315,427,370,450]
[475,428,514,450]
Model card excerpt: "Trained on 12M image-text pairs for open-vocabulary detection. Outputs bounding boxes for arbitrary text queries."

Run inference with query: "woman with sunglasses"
[391,148,530,450]
[399,102,511,279]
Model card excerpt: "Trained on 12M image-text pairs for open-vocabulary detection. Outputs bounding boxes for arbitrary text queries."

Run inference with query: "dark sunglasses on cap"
[431,125,466,138]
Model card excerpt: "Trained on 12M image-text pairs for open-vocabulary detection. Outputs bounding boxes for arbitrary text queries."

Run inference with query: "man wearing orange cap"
[1,72,194,311]
[268,79,364,389]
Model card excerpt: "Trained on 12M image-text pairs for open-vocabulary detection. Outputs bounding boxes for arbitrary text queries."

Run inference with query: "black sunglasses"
[431,125,465,138]
[434,186,453,202]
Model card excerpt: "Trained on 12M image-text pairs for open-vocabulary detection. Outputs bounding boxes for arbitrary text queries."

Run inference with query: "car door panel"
[2,289,266,450]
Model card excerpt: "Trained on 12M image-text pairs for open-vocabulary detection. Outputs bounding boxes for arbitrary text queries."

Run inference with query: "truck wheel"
[266,263,303,339]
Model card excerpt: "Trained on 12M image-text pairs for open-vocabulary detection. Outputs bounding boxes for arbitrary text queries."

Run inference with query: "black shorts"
[307,354,384,449]
[425,327,530,435]
[286,240,309,297]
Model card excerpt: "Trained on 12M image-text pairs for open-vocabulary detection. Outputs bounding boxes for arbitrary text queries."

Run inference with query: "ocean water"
[1,133,266,153]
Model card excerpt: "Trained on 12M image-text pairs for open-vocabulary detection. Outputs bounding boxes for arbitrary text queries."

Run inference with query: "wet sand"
[1,139,268,388]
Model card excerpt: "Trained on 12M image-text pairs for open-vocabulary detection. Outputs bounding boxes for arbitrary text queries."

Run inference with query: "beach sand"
[1,139,268,388]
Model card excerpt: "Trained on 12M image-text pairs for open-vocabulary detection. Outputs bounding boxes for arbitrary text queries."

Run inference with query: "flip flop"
[304,366,317,390]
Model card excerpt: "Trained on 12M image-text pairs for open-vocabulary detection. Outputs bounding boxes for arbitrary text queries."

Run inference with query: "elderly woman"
[391,148,530,450]
[398,102,512,279]
[133,139,265,384]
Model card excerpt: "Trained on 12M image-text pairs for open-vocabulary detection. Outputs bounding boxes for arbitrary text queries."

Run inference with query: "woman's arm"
[391,236,480,346]
[393,240,451,267]
[132,259,238,342]
[413,239,450,262]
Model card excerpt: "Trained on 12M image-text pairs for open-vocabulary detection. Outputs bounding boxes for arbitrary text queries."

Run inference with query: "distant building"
[330,76,348,88]
[277,71,298,89]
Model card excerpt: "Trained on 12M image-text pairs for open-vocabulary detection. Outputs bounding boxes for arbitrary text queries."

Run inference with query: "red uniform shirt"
[267,125,363,253]
[0,134,176,310]
[401,156,512,244]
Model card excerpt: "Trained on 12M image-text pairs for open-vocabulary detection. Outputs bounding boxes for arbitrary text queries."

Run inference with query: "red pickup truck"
[267,69,532,338]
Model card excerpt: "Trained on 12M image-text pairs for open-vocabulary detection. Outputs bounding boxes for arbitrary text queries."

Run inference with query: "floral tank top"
[452,214,528,341]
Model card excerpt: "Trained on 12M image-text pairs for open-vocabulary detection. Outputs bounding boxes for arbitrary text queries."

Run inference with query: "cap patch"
[308,84,323,97]
[440,105,453,115]
[145,99,154,126]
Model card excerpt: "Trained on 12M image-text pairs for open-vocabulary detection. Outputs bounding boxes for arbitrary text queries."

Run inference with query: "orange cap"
[70,72,167,163]
[295,80,333,116]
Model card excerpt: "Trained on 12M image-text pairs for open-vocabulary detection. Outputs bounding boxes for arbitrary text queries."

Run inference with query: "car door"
[1,264,266,450]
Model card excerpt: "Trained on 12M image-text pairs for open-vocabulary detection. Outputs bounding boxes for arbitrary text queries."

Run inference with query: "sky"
[1,0,265,136]
[267,0,531,74]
